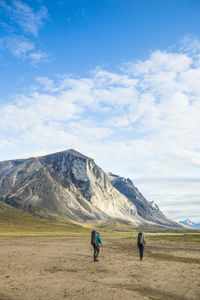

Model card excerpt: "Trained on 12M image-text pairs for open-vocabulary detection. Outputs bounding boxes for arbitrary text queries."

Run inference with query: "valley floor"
[0,236,199,300]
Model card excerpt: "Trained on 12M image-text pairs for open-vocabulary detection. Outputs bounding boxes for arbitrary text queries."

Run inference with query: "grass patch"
[95,222,137,232]
[125,233,200,243]
[147,233,200,244]
[147,251,200,264]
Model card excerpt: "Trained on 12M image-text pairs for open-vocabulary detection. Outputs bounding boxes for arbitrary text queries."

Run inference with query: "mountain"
[108,173,178,227]
[179,218,200,229]
[0,149,181,227]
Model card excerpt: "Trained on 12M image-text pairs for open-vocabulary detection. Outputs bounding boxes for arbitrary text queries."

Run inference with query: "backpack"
[137,232,144,245]
[91,231,98,244]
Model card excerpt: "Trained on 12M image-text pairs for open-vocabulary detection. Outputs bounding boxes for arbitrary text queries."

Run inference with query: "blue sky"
[0,0,200,222]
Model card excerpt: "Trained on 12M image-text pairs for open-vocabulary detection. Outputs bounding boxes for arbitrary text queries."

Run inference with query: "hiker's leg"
[96,244,100,260]
[94,244,99,261]
[139,245,141,260]
[140,245,144,260]
[93,244,96,261]
[139,245,142,260]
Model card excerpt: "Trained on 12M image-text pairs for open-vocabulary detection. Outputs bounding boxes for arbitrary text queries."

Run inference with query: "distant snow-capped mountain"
[179,218,200,229]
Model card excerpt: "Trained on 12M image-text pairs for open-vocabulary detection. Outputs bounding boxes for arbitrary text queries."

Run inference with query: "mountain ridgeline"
[0,149,181,228]
[108,173,173,226]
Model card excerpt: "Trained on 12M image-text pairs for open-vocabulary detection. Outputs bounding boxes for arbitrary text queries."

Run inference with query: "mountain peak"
[40,149,94,161]
[65,149,93,160]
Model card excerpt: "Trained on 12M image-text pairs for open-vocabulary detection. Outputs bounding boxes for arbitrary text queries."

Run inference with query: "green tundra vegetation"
[0,201,89,236]
[0,201,199,240]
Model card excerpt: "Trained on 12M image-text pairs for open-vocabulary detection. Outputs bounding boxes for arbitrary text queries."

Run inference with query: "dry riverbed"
[0,236,200,300]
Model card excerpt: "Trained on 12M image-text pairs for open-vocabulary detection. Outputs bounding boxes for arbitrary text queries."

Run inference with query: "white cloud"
[0,0,49,64]
[4,35,35,58]
[68,120,113,141]
[105,116,131,128]
[1,92,84,133]
[0,135,15,149]
[28,51,48,64]
[0,0,48,37]
[124,50,192,75]
[1,37,200,220]
[36,77,55,91]
[180,35,200,56]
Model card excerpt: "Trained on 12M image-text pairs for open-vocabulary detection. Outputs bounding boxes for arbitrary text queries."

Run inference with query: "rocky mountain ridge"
[108,173,177,227]
[0,149,181,227]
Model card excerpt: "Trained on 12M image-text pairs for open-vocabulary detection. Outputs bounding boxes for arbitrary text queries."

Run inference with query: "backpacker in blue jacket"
[91,231,102,262]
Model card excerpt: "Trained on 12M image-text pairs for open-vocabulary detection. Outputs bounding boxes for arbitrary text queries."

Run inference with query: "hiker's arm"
[98,235,102,244]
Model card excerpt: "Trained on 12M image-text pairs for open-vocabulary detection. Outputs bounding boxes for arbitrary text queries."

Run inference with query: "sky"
[0,0,200,223]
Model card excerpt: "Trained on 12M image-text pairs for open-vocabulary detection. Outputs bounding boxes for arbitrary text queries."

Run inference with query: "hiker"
[91,230,102,262]
[137,232,146,261]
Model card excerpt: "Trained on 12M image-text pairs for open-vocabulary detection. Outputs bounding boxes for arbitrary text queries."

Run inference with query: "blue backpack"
[91,231,98,244]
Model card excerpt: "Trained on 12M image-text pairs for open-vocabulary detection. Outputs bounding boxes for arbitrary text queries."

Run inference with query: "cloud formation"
[0,0,49,63]
[1,38,200,221]
[0,0,48,36]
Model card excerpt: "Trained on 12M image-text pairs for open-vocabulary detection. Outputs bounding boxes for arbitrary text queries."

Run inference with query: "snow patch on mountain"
[179,218,200,228]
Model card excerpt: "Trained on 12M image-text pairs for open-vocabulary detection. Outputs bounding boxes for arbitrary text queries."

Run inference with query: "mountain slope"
[0,149,181,227]
[0,200,89,235]
[108,173,179,227]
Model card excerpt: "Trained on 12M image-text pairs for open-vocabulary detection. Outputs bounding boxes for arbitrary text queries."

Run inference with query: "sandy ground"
[0,236,200,300]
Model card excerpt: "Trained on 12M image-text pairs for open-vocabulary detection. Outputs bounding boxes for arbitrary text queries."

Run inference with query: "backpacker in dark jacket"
[137,232,145,247]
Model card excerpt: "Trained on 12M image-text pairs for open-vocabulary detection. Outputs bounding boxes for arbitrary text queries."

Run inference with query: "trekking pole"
[102,244,104,259]
[145,245,148,259]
